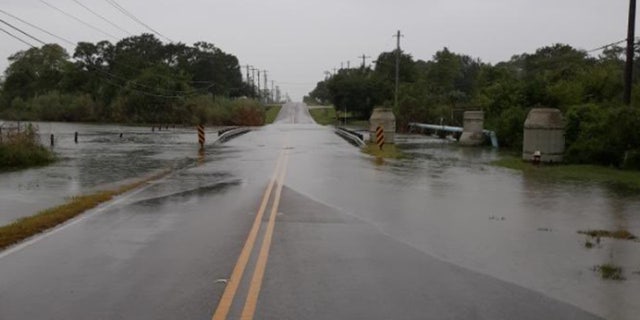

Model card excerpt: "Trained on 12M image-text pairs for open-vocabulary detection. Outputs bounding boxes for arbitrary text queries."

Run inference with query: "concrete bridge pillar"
[369,107,396,144]
[459,111,484,146]
[522,108,565,163]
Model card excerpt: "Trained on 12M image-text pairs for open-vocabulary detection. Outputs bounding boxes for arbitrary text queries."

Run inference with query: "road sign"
[197,124,205,149]
[375,125,384,150]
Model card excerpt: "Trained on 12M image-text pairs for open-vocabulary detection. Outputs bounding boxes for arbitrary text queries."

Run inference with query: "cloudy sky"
[0,0,633,100]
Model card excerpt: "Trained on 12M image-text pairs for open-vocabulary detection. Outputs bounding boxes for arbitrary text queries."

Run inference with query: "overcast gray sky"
[0,0,633,100]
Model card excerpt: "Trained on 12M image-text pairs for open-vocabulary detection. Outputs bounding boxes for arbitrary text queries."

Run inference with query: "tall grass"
[0,125,54,170]
[0,169,170,250]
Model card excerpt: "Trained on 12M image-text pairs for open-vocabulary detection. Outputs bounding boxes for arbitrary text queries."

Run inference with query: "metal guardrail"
[217,127,251,143]
[218,127,239,136]
[335,127,365,147]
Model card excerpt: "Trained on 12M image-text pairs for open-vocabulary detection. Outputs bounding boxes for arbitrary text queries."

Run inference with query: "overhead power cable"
[100,75,214,99]
[0,25,35,47]
[103,0,172,42]
[90,66,215,94]
[588,39,627,52]
[0,18,46,45]
[39,0,118,40]
[0,9,213,87]
[0,8,75,46]
[71,0,132,36]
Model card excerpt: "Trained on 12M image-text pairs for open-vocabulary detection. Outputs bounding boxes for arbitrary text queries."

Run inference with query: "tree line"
[305,44,640,169]
[0,34,265,125]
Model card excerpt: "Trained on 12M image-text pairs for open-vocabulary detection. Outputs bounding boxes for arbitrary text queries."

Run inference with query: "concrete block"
[369,108,396,144]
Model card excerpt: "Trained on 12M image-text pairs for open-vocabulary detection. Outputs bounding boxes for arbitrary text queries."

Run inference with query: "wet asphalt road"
[0,103,637,319]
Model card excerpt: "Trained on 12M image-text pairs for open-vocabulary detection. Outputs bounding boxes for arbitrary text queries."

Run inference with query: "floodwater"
[0,122,211,225]
[1,107,639,319]
[283,130,640,320]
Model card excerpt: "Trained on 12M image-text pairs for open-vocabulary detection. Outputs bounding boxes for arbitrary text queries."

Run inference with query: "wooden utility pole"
[359,54,371,68]
[393,30,404,109]
[624,0,637,105]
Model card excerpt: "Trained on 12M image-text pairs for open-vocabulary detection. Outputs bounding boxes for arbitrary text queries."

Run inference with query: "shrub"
[490,106,527,149]
[0,124,55,170]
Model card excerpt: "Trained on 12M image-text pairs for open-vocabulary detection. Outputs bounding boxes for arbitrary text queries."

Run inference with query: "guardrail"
[335,127,365,147]
[217,127,252,143]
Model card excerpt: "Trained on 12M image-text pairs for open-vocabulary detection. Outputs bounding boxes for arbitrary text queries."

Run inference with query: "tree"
[3,44,72,103]
[325,69,386,118]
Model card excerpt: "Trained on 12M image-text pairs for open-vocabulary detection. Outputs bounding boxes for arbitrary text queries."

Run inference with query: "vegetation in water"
[0,125,54,170]
[305,44,640,168]
[594,264,625,280]
[493,156,640,191]
[578,229,637,240]
[362,143,406,159]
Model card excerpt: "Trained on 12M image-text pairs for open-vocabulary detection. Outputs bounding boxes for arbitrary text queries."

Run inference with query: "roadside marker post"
[375,125,385,150]
[197,124,205,150]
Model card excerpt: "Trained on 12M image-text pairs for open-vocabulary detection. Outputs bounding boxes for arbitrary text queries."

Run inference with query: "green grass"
[492,156,640,191]
[264,105,282,124]
[309,107,337,125]
[362,143,406,159]
[0,129,55,171]
[0,170,170,251]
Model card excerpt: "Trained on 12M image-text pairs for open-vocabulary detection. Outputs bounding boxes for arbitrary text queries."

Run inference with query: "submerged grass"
[594,264,625,280]
[492,156,640,191]
[362,143,406,159]
[578,229,637,240]
[0,170,170,251]
[264,105,282,124]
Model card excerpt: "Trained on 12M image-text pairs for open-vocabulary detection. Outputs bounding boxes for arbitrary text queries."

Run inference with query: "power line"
[588,39,626,52]
[0,8,75,46]
[90,66,215,94]
[0,26,35,47]
[39,0,118,40]
[103,0,172,42]
[0,18,46,45]
[71,0,133,36]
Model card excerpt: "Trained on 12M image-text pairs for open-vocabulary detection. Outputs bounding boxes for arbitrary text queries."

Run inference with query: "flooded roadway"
[0,103,639,319]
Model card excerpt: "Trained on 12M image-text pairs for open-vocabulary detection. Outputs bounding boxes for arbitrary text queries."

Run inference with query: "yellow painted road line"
[240,151,290,320]
[211,150,284,320]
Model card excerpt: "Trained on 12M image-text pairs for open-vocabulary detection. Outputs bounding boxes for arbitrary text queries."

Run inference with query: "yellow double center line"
[212,148,290,320]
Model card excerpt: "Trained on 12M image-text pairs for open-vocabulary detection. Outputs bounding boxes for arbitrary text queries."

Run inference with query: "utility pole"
[251,67,257,97]
[624,0,637,105]
[263,70,268,103]
[271,80,275,103]
[257,69,261,102]
[359,54,371,68]
[264,70,269,97]
[393,30,404,109]
[347,61,350,69]
[245,65,251,86]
